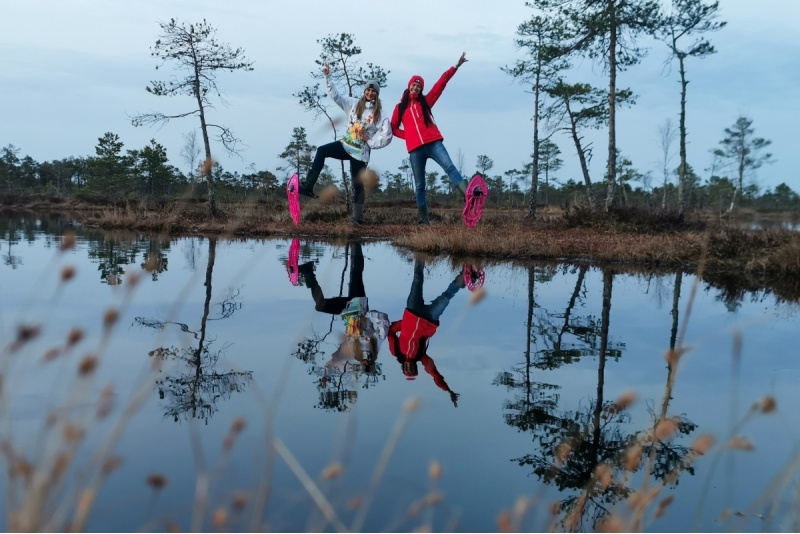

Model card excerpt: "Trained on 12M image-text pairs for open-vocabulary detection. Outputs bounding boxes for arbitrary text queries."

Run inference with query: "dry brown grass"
[8,198,800,292]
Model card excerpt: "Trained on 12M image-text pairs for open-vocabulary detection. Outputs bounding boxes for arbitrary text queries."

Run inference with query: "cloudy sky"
[2,0,797,192]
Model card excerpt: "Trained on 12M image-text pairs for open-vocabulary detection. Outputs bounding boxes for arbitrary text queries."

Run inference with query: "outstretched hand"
[456,52,468,69]
[450,391,460,408]
[322,63,330,76]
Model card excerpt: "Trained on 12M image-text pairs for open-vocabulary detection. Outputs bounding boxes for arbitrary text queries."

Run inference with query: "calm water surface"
[1,213,799,532]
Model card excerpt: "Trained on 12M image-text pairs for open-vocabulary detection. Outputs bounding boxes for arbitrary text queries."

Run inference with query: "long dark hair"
[396,89,433,127]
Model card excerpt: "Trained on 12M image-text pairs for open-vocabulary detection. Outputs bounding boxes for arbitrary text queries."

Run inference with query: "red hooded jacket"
[387,309,451,391]
[391,67,457,153]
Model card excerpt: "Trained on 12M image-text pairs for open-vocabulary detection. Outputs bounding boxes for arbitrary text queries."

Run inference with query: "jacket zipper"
[411,104,424,145]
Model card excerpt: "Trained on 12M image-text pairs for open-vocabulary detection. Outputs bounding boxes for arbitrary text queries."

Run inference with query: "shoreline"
[3,199,800,301]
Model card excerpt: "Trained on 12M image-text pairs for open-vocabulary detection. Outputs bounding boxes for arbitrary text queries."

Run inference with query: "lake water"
[2,213,800,532]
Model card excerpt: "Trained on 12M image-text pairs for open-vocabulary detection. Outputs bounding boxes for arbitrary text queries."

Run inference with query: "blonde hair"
[355,96,382,123]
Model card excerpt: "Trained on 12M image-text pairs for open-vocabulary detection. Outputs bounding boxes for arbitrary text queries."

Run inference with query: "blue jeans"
[406,260,463,325]
[409,141,465,208]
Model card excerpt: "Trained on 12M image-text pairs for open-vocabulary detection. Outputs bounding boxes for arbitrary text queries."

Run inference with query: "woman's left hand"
[456,52,467,68]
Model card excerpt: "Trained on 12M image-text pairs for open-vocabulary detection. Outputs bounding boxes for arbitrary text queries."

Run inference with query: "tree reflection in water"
[498,266,697,531]
[136,237,252,423]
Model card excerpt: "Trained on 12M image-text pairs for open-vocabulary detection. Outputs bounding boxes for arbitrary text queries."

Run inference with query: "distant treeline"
[1,133,798,212]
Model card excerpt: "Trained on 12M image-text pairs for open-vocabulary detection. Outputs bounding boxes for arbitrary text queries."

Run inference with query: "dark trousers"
[304,242,365,315]
[305,141,366,204]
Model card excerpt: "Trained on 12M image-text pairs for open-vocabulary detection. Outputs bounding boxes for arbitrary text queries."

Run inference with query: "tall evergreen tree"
[504,12,569,218]
[533,0,663,210]
[661,0,726,215]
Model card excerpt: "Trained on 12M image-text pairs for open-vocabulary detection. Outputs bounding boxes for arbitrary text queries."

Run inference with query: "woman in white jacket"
[299,63,393,224]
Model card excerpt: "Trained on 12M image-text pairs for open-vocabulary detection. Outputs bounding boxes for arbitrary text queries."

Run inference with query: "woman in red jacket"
[387,259,466,407]
[391,52,483,226]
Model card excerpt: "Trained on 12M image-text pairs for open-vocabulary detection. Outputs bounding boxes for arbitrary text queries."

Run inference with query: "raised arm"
[426,52,467,108]
[324,63,358,112]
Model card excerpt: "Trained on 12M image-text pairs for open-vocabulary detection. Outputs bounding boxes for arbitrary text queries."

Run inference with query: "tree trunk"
[605,0,618,211]
[677,54,688,217]
[594,269,613,447]
[529,63,542,219]
[566,100,595,208]
[195,79,217,216]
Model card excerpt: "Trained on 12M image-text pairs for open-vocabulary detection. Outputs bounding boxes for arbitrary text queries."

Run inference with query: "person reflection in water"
[388,259,465,407]
[298,241,389,376]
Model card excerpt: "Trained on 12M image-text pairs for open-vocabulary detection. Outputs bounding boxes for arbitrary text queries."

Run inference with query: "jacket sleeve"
[326,74,358,113]
[388,320,402,357]
[390,104,406,139]
[421,354,451,392]
[426,67,457,108]
[367,114,393,150]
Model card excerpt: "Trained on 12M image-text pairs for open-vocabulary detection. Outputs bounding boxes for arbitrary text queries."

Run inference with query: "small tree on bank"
[713,116,773,213]
[278,127,316,180]
[132,18,254,216]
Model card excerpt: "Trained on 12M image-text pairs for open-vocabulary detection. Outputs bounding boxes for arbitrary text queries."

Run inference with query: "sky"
[1,0,798,193]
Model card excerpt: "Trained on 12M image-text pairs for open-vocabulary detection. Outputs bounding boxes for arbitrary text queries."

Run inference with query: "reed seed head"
[320,184,340,203]
[655,495,675,519]
[497,510,512,533]
[655,419,679,442]
[126,271,140,288]
[594,463,612,491]
[429,461,442,481]
[15,324,41,348]
[146,473,168,490]
[212,508,228,527]
[66,327,84,347]
[232,491,249,511]
[404,397,421,413]
[597,516,625,532]
[725,436,754,451]
[97,384,114,419]
[625,444,642,471]
[359,168,380,192]
[691,434,714,455]
[102,456,123,476]
[347,496,363,510]
[758,396,776,413]
[78,355,98,376]
[103,308,119,329]
[60,232,77,251]
[202,157,214,175]
[63,424,85,443]
[60,265,77,282]
[469,286,487,305]
[610,390,637,413]
[322,462,343,480]
[43,347,62,361]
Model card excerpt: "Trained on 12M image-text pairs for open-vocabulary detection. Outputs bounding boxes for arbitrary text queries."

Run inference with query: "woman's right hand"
[322,63,330,76]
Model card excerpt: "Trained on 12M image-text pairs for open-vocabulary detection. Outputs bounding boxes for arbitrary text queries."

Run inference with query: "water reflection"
[3,213,800,531]
[291,241,389,412]
[387,259,482,407]
[498,266,699,530]
[135,237,253,422]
